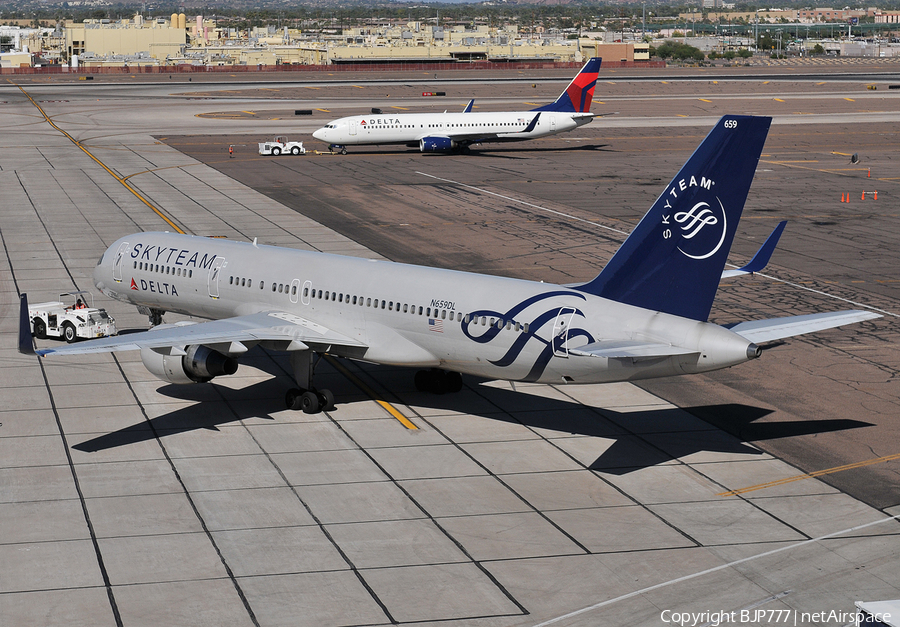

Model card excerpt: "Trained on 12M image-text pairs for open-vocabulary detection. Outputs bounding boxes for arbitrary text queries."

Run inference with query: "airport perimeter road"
[1,73,899,627]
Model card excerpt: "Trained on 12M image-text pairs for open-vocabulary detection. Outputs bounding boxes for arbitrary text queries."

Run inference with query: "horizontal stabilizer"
[33,311,367,357]
[727,310,881,344]
[721,221,787,279]
[569,339,699,360]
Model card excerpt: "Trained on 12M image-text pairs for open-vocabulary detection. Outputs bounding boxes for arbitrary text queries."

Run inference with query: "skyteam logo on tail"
[675,199,727,260]
[661,175,726,260]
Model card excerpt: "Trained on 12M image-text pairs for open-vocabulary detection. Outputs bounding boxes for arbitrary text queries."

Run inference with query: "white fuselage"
[312,110,594,148]
[94,232,755,385]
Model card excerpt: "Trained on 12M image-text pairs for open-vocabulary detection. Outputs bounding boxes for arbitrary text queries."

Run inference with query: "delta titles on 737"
[312,57,602,154]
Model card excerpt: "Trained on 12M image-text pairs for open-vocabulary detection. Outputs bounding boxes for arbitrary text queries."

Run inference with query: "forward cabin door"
[112,242,130,283]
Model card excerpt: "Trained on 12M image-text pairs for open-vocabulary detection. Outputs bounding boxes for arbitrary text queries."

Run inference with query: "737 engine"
[141,344,238,384]
[419,136,455,152]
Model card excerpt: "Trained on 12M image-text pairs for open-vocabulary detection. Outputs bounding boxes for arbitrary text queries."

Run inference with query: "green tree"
[652,40,705,61]
[757,33,776,50]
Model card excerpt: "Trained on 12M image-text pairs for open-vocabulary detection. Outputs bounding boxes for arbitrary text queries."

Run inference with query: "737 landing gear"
[414,369,463,394]
[286,351,334,413]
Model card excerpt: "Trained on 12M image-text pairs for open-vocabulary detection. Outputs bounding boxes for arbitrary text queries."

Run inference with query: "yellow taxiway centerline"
[14,83,186,234]
[718,452,900,497]
[324,355,418,429]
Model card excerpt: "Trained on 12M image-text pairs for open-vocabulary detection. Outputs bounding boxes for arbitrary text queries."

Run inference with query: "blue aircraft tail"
[532,57,601,113]
[577,115,772,322]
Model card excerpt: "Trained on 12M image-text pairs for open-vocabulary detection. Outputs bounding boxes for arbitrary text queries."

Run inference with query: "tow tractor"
[27,291,117,343]
[258,136,306,156]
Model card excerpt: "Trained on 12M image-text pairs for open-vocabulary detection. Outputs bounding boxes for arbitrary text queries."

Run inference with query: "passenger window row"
[306,286,454,320]
[229,276,257,289]
[221,274,530,335]
[133,260,193,278]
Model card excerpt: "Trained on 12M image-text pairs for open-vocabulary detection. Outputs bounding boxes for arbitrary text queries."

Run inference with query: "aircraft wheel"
[300,391,320,414]
[286,388,303,410]
[33,318,47,339]
[318,389,334,411]
[340,148,348,155]
[63,323,77,343]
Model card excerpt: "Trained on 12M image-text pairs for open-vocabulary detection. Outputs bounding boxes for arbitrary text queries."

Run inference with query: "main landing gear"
[285,387,334,414]
[286,351,334,414]
[414,369,463,394]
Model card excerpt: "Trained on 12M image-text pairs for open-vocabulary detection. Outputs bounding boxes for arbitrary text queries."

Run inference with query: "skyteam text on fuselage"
[311,57,601,154]
[19,115,880,415]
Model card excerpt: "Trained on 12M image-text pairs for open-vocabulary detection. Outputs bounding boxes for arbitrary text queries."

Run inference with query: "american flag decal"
[428,318,444,333]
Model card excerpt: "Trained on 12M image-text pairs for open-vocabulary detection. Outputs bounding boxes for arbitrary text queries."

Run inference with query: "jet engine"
[419,136,455,152]
[141,344,238,384]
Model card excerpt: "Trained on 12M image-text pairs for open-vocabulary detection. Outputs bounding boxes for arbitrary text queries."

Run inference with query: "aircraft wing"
[23,307,366,357]
[569,340,699,360]
[727,310,881,344]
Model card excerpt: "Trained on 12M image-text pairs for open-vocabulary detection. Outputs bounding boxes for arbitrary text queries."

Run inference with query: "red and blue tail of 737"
[532,57,601,114]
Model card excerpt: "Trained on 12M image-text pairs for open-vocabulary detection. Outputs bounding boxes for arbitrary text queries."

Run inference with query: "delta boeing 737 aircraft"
[20,115,880,414]
[311,57,602,154]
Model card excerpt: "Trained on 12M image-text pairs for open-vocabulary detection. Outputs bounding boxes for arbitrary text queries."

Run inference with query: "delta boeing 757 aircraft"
[311,57,602,154]
[19,115,879,414]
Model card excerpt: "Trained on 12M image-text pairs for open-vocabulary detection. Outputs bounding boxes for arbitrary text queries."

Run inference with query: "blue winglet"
[463,99,474,113]
[725,220,787,277]
[521,112,541,133]
[577,115,772,322]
